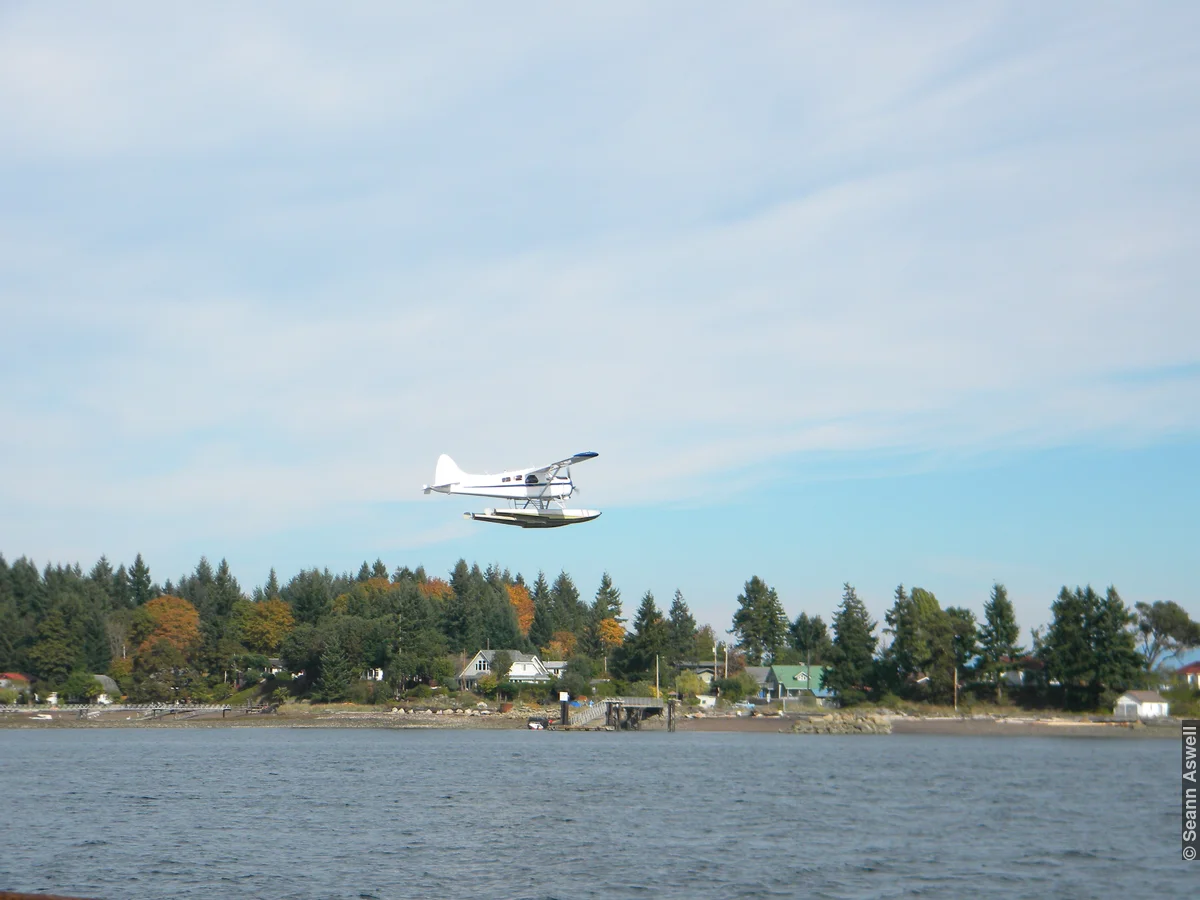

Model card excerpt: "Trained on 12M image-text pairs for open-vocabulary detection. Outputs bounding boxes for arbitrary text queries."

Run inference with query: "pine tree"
[666,589,697,664]
[111,564,132,609]
[591,572,622,622]
[823,583,878,705]
[265,568,281,600]
[317,635,353,701]
[528,571,553,651]
[371,558,388,580]
[616,591,667,679]
[128,553,153,606]
[1040,586,1097,709]
[730,576,788,665]
[978,583,1023,701]
[790,612,833,665]
[1089,586,1142,697]
[549,571,582,636]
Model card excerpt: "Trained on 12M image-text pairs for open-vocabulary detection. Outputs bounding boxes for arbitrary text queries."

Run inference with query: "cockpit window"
[525,474,539,484]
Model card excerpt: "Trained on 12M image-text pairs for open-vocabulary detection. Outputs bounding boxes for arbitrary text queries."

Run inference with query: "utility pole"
[953,664,959,713]
[655,655,660,698]
[724,645,729,680]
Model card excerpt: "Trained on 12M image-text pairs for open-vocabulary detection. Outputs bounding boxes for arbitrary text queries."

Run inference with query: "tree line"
[1,551,1195,711]
[730,576,1200,710]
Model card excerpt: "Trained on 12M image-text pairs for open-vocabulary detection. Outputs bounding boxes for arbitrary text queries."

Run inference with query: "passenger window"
[501,477,510,483]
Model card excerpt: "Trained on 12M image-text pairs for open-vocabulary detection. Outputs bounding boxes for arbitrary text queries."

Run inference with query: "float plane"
[422,452,600,528]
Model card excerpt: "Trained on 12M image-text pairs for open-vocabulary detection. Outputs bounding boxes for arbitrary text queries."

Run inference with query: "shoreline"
[0,707,1182,738]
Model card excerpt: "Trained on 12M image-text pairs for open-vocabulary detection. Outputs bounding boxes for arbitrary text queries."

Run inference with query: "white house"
[1114,690,1170,720]
[457,650,551,689]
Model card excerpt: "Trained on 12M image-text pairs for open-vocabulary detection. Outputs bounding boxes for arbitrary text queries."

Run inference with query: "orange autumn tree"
[239,598,296,654]
[543,630,577,660]
[133,595,201,659]
[506,583,534,635]
[418,578,453,602]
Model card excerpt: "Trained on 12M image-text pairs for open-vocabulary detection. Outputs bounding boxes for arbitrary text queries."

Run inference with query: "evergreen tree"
[666,589,698,664]
[823,583,878,705]
[28,609,77,683]
[317,635,353,701]
[265,568,281,600]
[444,560,484,653]
[111,563,132,609]
[549,571,583,636]
[1089,586,1142,696]
[730,576,788,665]
[1040,586,1099,709]
[371,558,388,580]
[128,553,153,606]
[882,586,956,701]
[978,583,1023,701]
[591,572,622,622]
[790,612,833,665]
[615,591,668,679]
[88,556,115,607]
[528,571,553,651]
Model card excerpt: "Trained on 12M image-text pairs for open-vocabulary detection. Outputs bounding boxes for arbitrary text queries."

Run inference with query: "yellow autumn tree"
[597,617,625,650]
[506,583,534,635]
[239,598,296,654]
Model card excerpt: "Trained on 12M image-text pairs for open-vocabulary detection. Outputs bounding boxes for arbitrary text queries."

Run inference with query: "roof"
[457,649,546,680]
[767,665,831,696]
[1177,662,1200,675]
[92,674,119,693]
[1118,690,1167,703]
[744,666,770,685]
[0,673,31,682]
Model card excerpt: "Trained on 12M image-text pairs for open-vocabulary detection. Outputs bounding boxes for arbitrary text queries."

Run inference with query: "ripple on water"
[0,729,1190,898]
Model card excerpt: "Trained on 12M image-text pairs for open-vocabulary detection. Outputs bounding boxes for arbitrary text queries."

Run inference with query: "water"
[0,728,1190,899]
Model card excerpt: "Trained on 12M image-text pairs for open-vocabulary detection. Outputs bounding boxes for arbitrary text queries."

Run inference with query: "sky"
[1,3,1198,640]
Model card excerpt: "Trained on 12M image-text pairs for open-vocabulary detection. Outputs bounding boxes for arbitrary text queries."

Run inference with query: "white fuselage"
[428,469,574,503]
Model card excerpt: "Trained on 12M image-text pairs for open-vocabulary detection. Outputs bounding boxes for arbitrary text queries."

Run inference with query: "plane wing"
[527,451,599,477]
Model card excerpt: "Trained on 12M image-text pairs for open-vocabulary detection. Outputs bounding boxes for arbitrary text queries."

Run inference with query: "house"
[542,660,568,680]
[361,668,384,682]
[677,661,720,684]
[1114,690,1170,720]
[1177,661,1200,689]
[766,665,832,702]
[266,658,286,676]
[743,666,771,699]
[0,673,31,691]
[457,650,551,690]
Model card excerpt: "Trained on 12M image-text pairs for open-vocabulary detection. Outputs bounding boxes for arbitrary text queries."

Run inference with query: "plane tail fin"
[433,454,466,487]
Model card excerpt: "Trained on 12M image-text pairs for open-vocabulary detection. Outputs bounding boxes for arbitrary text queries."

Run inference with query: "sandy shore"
[0,707,1182,738]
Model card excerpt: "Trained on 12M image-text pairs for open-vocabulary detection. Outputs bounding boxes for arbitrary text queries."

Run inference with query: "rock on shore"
[791,712,892,735]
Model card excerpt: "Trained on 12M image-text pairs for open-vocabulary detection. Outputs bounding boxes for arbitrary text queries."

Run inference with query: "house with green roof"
[766,665,832,702]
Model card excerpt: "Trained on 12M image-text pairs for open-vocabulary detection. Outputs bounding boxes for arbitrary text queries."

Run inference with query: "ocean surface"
[0,727,1190,899]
